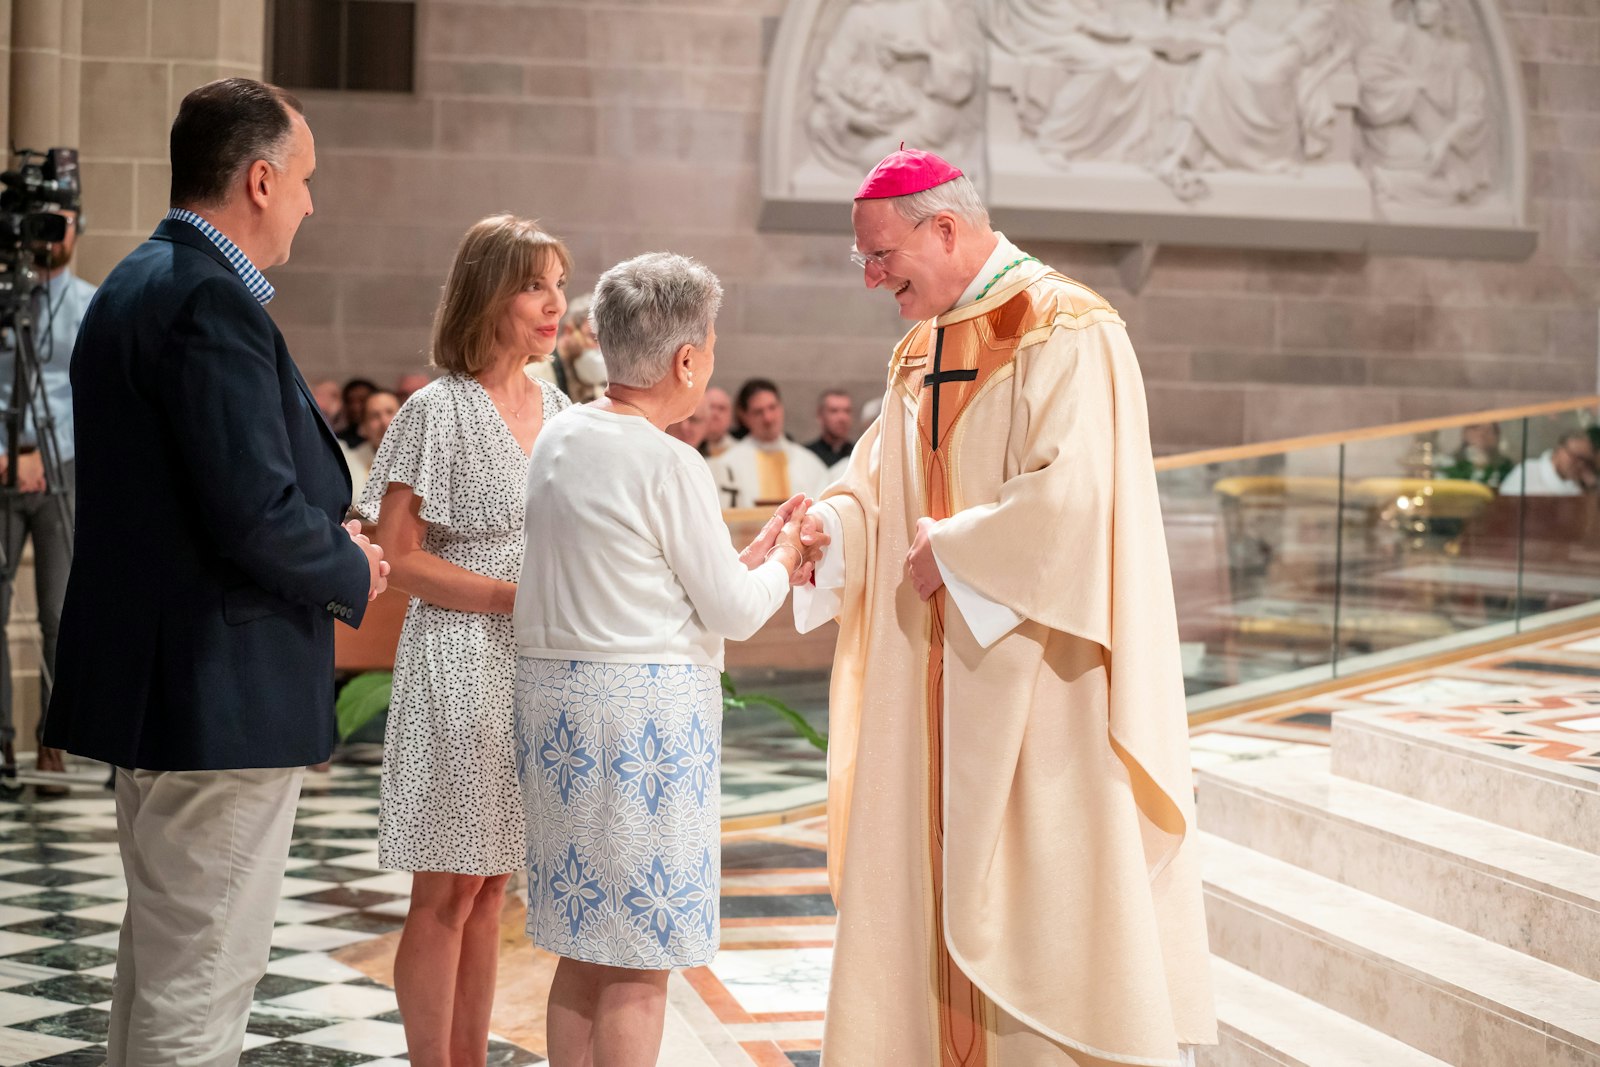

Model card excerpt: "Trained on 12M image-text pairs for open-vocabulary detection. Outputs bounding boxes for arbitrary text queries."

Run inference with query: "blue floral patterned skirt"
[512,657,722,969]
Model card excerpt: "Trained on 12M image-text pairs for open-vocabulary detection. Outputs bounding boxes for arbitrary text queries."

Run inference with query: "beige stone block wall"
[259,0,1600,451]
[69,0,263,282]
[1,0,1586,451]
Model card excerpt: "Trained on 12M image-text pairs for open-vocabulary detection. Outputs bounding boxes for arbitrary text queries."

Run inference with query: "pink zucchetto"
[854,144,965,200]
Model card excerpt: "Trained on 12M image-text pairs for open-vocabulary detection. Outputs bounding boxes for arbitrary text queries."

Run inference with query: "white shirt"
[796,233,1030,648]
[515,405,791,669]
[1501,450,1587,497]
[707,436,831,509]
[341,439,375,505]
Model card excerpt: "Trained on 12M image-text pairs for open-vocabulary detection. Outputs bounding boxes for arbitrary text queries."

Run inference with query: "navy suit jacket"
[45,219,372,770]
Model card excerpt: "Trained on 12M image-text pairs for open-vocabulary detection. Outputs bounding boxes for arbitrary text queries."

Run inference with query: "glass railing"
[718,397,1600,720]
[1161,397,1600,711]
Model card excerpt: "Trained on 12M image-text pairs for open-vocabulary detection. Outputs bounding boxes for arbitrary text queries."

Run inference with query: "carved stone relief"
[806,0,985,175]
[763,0,1534,258]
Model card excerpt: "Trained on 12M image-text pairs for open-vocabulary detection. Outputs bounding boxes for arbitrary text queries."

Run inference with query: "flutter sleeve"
[357,385,456,527]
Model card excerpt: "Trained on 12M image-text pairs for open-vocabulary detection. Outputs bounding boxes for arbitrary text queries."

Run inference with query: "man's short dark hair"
[343,378,379,401]
[737,378,780,412]
[170,78,304,209]
[817,388,851,409]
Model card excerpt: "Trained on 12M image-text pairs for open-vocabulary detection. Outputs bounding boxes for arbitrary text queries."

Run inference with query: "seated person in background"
[341,389,399,505]
[1440,422,1514,489]
[832,395,882,482]
[701,385,735,457]
[312,379,343,429]
[709,378,830,508]
[806,387,855,468]
[396,371,432,403]
[667,393,710,451]
[337,377,378,447]
[1502,432,1597,496]
[553,293,607,402]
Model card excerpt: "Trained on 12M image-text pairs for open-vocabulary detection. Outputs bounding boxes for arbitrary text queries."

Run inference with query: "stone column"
[57,0,81,148]
[0,0,13,155]
[8,0,70,151]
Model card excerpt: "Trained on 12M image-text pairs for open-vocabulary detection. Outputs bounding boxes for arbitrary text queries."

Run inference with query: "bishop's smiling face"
[851,199,966,322]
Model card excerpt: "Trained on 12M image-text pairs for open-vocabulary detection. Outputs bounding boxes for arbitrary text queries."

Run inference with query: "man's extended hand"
[905,516,943,601]
[790,507,832,586]
[345,519,390,601]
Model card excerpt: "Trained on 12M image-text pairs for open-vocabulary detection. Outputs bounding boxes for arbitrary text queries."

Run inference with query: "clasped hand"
[742,493,829,585]
[344,520,392,601]
[0,452,48,494]
[905,516,943,601]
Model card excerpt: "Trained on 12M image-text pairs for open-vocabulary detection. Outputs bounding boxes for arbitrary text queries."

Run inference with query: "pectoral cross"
[922,327,975,451]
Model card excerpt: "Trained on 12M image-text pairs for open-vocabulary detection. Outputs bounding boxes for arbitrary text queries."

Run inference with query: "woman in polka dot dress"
[359,215,572,1065]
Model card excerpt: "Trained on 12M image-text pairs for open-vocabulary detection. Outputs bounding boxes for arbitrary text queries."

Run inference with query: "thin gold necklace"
[605,394,650,419]
[486,380,534,418]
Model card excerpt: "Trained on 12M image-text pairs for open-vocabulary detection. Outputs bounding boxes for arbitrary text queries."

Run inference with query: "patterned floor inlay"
[1193,622,1600,799]
[6,626,1595,1063]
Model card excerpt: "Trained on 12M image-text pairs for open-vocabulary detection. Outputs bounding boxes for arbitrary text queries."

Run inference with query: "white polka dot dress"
[358,372,571,875]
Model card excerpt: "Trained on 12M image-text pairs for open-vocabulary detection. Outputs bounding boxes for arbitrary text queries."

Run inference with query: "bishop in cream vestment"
[797,150,1215,1067]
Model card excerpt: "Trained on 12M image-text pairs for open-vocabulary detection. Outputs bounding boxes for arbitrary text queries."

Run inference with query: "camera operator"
[0,196,92,789]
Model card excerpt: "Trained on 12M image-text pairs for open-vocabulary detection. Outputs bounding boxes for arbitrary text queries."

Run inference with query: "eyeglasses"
[849,217,927,271]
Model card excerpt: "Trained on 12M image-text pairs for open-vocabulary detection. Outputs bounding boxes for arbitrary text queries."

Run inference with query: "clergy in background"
[708,378,831,508]
[795,149,1216,1066]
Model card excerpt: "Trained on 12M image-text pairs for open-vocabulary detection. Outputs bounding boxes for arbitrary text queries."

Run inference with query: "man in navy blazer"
[45,78,388,1065]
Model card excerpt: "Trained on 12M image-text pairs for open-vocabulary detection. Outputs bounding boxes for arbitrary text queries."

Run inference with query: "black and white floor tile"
[0,763,540,1066]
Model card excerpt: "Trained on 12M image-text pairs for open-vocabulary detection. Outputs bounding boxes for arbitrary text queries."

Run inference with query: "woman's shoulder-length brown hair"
[429,214,573,376]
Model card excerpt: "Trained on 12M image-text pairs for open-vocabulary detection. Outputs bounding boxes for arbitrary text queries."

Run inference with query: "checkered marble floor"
[14,622,1586,1066]
[0,765,539,1066]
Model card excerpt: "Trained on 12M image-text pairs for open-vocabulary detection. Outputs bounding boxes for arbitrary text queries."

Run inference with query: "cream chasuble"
[809,260,1215,1066]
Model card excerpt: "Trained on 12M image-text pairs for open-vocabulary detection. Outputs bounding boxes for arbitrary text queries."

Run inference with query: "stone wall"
[61,0,263,284]
[43,1,1600,451]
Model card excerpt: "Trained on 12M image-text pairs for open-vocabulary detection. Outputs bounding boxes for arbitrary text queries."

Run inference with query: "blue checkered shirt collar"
[163,208,275,305]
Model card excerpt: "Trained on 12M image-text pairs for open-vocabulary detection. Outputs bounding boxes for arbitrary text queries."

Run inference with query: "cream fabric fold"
[814,264,1215,1065]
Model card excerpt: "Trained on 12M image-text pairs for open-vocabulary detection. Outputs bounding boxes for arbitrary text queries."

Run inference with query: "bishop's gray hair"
[591,252,723,389]
[889,174,990,229]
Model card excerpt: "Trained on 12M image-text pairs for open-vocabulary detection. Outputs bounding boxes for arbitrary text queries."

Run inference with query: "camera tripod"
[0,263,74,786]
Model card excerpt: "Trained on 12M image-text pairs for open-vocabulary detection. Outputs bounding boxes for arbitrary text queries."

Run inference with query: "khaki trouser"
[109,766,304,1067]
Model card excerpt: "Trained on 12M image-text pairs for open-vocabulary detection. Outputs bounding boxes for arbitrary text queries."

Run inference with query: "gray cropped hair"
[591,253,723,389]
[889,175,990,229]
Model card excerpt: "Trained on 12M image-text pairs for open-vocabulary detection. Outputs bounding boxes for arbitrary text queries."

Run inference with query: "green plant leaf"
[336,671,392,742]
[720,674,827,753]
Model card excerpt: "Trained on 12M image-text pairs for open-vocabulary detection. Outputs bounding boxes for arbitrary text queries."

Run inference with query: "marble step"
[1201,957,1450,1067]
[1198,750,1600,981]
[1330,710,1600,854]
[1201,833,1600,1067]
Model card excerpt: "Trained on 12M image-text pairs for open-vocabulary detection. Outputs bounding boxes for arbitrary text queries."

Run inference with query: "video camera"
[0,148,80,312]
[0,147,79,248]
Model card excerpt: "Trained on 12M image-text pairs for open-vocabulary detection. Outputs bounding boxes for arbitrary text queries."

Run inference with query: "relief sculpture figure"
[984,0,1178,166]
[1355,0,1491,208]
[808,0,982,175]
[1152,0,1351,201]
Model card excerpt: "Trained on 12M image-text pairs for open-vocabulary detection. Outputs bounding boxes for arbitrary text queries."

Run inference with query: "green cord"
[977,256,1039,301]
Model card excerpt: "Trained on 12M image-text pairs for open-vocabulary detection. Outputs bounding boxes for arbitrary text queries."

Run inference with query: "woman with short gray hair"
[512,252,823,1066]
